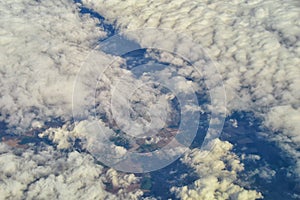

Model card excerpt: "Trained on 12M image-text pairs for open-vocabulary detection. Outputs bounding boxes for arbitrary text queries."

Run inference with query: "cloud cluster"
[1,0,300,199]
[0,143,143,200]
[0,0,106,131]
[82,0,300,188]
[264,105,300,175]
[171,139,262,200]
[82,0,300,111]
[0,1,147,198]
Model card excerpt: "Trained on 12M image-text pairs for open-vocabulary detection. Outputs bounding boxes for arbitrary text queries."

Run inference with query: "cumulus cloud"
[0,143,143,200]
[0,1,146,199]
[82,0,300,186]
[82,0,300,111]
[264,105,300,175]
[0,0,106,131]
[1,0,300,199]
[171,139,263,200]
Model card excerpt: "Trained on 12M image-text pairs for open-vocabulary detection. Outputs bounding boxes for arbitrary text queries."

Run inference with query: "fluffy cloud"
[82,0,300,111]
[0,143,143,200]
[81,0,300,187]
[1,0,300,199]
[0,0,106,131]
[0,1,146,199]
[264,105,300,175]
[171,139,262,200]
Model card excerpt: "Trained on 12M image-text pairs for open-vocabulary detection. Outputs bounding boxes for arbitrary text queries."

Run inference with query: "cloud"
[0,1,147,198]
[81,0,300,110]
[1,0,300,198]
[0,0,106,131]
[264,105,300,175]
[0,143,144,200]
[171,139,263,200]
[81,0,300,186]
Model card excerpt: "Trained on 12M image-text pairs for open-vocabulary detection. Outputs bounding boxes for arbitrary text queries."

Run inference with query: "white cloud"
[0,0,106,131]
[81,0,300,189]
[264,105,300,175]
[171,139,263,200]
[0,143,144,200]
[81,0,300,110]
[1,0,300,198]
[0,1,147,199]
